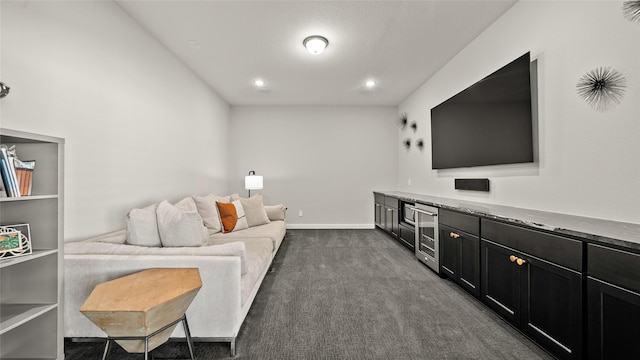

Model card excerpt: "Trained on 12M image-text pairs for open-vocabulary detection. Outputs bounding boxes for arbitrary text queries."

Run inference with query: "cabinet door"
[384,207,396,236]
[481,240,521,324]
[390,207,399,238]
[523,256,583,360]
[374,202,384,228]
[588,277,640,360]
[459,232,480,298]
[439,225,459,279]
[384,207,392,233]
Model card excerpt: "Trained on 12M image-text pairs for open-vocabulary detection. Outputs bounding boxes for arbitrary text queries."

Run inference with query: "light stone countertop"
[375,191,640,252]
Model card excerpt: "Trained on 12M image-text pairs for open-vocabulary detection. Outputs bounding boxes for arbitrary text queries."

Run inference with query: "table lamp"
[244,171,263,197]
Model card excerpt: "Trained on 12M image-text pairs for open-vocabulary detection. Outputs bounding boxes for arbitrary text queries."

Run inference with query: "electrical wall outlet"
[298,210,303,217]
[408,178,412,186]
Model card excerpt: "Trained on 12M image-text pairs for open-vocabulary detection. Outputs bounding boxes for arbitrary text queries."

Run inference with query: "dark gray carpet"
[65,229,553,360]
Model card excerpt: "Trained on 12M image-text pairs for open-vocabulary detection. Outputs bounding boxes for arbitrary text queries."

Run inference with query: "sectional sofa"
[63,193,286,356]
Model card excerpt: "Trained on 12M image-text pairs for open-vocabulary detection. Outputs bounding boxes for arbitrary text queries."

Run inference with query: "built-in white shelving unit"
[0,129,64,360]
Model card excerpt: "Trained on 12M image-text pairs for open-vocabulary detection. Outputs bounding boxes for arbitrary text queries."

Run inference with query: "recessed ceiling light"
[303,35,329,55]
[365,80,376,88]
[254,79,265,87]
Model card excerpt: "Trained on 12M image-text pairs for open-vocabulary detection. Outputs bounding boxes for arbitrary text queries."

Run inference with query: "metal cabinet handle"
[409,207,437,216]
[509,255,527,266]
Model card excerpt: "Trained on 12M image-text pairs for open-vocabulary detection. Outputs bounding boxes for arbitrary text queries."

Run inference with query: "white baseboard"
[286,224,375,230]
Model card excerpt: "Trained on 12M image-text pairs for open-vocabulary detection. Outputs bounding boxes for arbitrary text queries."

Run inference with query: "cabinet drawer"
[481,219,582,272]
[399,225,415,249]
[384,196,399,208]
[588,244,640,293]
[439,209,479,235]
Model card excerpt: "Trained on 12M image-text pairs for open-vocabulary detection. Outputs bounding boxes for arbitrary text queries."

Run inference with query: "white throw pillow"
[156,200,208,247]
[239,194,271,227]
[193,193,230,233]
[173,196,198,212]
[232,199,249,232]
[126,203,162,247]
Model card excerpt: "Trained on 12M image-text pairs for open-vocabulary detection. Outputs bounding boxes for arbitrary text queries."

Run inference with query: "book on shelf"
[0,145,20,197]
[0,163,8,197]
[0,145,36,197]
[15,160,35,196]
[0,156,11,197]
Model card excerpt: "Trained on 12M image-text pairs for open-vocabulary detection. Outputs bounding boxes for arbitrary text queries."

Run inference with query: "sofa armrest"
[64,254,243,339]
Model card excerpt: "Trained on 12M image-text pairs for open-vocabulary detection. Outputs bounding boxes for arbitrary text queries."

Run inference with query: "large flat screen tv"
[430,52,534,169]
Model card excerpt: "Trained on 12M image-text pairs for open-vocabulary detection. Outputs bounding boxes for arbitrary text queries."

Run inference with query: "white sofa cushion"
[156,200,208,247]
[209,220,286,254]
[126,203,161,247]
[238,237,273,305]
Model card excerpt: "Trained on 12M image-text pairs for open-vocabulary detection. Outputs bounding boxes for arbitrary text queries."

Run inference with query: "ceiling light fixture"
[365,80,376,88]
[303,35,329,55]
[254,79,265,87]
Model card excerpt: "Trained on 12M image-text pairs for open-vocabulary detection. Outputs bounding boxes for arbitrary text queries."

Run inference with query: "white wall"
[230,106,397,228]
[399,1,640,224]
[1,1,231,241]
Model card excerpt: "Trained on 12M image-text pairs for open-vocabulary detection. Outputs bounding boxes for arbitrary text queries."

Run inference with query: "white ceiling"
[116,0,517,106]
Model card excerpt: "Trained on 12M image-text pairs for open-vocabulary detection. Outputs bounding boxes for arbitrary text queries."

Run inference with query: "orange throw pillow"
[216,201,238,233]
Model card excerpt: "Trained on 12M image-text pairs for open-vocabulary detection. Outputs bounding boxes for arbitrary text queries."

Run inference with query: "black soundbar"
[455,178,490,192]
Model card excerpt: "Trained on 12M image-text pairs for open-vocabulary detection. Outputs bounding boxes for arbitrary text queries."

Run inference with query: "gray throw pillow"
[173,196,198,212]
[193,193,230,233]
[156,200,208,247]
[126,203,162,247]
[239,194,271,227]
[264,204,287,221]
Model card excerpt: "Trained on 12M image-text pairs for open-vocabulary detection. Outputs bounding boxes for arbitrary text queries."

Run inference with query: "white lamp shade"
[245,175,263,190]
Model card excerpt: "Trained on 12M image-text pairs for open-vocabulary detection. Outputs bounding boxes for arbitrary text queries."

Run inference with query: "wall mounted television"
[430,52,534,169]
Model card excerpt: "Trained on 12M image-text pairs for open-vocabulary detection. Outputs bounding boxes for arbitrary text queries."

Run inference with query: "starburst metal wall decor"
[623,1,640,23]
[398,113,408,129]
[576,67,627,112]
[403,138,411,150]
[0,82,10,98]
[416,139,424,151]
[410,122,417,133]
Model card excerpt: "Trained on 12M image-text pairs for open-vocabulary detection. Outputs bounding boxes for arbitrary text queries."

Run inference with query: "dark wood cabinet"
[587,244,640,360]
[372,191,640,360]
[481,220,583,360]
[439,210,480,297]
[374,194,399,240]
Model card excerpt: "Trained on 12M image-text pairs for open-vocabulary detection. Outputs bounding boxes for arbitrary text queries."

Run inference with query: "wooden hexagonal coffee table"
[80,268,202,360]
